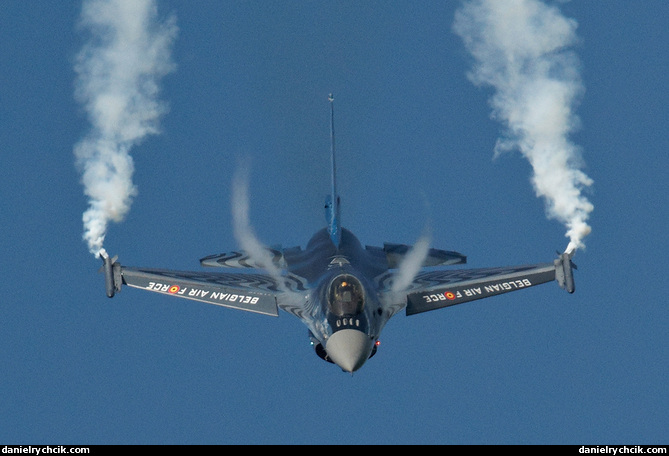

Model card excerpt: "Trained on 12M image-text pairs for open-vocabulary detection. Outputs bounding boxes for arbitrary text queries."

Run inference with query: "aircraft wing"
[100,252,280,316]
[400,253,575,315]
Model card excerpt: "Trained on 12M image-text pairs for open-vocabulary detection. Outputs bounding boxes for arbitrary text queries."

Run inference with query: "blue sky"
[1,1,667,444]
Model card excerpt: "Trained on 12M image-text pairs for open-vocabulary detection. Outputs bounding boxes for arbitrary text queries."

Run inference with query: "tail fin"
[325,93,341,248]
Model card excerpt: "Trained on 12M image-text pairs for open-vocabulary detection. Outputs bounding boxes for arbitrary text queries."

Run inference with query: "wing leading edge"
[403,252,575,315]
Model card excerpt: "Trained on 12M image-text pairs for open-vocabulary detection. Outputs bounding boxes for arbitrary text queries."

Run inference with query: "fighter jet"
[99,95,577,373]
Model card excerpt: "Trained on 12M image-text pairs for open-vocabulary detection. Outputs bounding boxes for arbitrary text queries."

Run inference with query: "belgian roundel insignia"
[168,285,180,294]
[445,292,456,300]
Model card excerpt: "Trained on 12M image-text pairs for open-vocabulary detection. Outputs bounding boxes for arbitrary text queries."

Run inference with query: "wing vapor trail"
[231,163,291,294]
[390,231,431,294]
[453,0,593,254]
[74,0,177,256]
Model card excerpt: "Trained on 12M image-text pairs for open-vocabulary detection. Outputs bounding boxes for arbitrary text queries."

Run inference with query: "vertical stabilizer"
[325,94,341,248]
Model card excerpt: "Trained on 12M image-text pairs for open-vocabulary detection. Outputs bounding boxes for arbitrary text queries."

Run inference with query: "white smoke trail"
[74,0,177,256]
[231,164,288,291]
[453,0,593,254]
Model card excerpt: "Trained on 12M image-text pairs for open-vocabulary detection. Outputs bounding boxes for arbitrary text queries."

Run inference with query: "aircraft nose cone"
[325,329,373,373]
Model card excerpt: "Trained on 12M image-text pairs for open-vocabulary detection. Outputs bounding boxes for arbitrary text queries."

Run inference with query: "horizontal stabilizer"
[366,243,466,268]
[200,248,286,269]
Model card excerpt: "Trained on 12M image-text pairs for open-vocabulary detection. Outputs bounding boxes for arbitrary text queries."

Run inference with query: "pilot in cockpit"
[329,276,364,316]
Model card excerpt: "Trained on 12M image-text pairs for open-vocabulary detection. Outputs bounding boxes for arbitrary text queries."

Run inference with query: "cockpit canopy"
[327,275,365,316]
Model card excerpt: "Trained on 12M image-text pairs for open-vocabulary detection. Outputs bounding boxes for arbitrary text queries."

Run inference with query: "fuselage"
[278,227,397,372]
